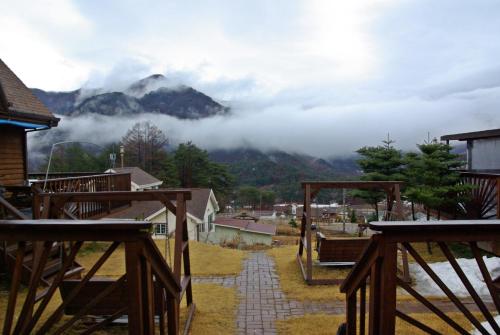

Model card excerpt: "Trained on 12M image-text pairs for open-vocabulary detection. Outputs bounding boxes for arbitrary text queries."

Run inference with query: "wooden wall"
[0,125,27,186]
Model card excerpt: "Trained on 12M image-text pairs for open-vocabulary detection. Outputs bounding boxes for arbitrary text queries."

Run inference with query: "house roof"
[104,188,218,222]
[107,167,162,188]
[0,59,59,127]
[105,201,164,220]
[187,188,218,221]
[441,128,500,141]
[214,218,276,236]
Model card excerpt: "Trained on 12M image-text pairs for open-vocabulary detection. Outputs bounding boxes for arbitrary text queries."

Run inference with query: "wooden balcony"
[0,188,194,335]
[339,220,500,335]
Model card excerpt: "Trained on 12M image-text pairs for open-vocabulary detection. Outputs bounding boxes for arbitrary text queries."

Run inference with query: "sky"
[3,0,500,157]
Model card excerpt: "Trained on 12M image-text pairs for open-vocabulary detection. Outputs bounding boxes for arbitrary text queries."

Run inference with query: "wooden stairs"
[0,241,84,289]
[0,193,84,290]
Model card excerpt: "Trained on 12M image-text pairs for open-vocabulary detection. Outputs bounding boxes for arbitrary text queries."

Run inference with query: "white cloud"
[7,0,500,158]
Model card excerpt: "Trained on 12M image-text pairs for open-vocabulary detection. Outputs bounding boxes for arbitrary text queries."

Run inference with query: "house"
[0,59,59,186]
[104,188,219,241]
[442,128,500,254]
[207,217,276,246]
[441,128,500,172]
[105,166,162,191]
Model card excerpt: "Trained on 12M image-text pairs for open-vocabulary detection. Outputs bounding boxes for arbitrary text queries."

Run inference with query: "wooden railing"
[339,220,500,335]
[459,172,500,219]
[31,173,131,193]
[28,172,103,180]
[31,173,132,219]
[1,189,194,335]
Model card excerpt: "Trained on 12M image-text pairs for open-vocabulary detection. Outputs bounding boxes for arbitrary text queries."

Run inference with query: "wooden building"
[0,59,59,186]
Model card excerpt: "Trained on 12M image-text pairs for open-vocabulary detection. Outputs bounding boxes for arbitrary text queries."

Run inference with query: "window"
[207,213,214,232]
[198,223,205,233]
[155,223,167,235]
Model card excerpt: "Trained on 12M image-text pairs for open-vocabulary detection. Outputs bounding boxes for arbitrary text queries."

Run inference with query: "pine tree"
[173,142,235,205]
[352,136,404,219]
[404,139,470,220]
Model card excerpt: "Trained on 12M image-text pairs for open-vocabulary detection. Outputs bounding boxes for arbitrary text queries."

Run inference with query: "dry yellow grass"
[182,283,237,335]
[77,239,247,277]
[267,245,346,301]
[276,312,485,335]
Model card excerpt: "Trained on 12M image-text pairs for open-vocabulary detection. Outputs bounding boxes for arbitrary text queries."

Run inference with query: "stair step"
[41,265,85,287]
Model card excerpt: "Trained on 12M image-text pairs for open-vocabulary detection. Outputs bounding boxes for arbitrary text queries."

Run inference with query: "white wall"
[470,138,500,170]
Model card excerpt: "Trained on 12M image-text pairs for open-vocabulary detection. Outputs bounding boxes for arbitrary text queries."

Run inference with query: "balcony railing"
[339,220,500,335]
[30,173,132,219]
[1,188,194,335]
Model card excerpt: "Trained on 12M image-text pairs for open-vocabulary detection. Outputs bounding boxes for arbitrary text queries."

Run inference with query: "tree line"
[44,122,236,207]
[354,136,471,220]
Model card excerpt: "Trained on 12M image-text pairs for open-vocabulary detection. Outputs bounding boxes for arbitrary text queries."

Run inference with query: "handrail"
[142,235,181,296]
[339,220,500,335]
[339,236,380,295]
[30,172,130,184]
[0,197,29,220]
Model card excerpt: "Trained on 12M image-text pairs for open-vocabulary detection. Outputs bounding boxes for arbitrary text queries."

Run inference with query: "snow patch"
[471,315,500,335]
[410,256,500,298]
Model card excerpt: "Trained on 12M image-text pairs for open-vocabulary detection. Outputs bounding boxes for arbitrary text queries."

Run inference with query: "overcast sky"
[3,0,500,157]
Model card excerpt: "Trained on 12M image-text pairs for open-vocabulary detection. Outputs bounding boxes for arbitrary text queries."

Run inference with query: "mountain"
[209,148,360,201]
[31,74,228,119]
[31,88,80,116]
[73,92,145,116]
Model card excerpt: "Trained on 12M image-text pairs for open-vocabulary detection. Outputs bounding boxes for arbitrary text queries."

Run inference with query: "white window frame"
[155,223,167,235]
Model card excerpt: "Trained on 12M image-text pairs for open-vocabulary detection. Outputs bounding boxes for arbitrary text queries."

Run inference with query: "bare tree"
[121,121,168,174]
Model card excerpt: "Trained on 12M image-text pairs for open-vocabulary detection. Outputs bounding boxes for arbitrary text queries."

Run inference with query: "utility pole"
[342,188,346,233]
[120,145,124,168]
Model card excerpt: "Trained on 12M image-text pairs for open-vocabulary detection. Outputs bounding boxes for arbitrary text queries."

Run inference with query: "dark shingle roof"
[105,201,164,219]
[0,59,59,126]
[214,217,276,235]
[441,128,500,141]
[104,188,215,222]
[186,188,212,221]
[109,167,162,187]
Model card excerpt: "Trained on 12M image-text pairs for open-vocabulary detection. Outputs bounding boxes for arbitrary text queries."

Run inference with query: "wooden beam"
[305,183,312,282]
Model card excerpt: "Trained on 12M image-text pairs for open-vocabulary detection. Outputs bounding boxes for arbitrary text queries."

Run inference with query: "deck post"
[377,240,398,335]
[496,178,500,219]
[125,241,146,335]
[305,183,313,282]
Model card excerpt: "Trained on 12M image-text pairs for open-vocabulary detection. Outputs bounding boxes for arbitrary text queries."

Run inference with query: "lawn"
[275,312,485,335]
[267,245,346,301]
[77,239,247,277]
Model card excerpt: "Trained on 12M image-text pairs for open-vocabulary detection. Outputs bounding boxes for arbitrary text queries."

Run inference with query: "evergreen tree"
[404,139,470,220]
[44,143,103,173]
[352,137,404,219]
[173,142,235,204]
[237,186,261,208]
[350,209,357,223]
